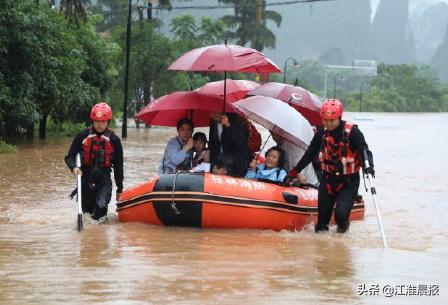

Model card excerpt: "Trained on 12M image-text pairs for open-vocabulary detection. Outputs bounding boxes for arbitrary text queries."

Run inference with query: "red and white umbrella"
[248,82,323,126]
[233,96,313,150]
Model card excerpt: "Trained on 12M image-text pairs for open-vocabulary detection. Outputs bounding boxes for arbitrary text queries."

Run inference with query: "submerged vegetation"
[0,139,16,154]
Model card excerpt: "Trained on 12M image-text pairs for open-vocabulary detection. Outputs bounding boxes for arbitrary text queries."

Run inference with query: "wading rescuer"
[288,99,374,233]
[65,103,123,224]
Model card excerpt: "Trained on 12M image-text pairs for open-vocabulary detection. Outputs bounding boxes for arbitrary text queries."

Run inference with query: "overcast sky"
[371,0,448,17]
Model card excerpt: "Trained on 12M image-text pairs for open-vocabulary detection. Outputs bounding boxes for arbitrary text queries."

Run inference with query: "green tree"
[220,0,281,51]
[91,0,176,32]
[170,15,227,47]
[431,24,448,83]
[60,0,87,24]
[171,15,197,41]
[346,63,444,112]
[0,1,117,140]
[198,17,227,45]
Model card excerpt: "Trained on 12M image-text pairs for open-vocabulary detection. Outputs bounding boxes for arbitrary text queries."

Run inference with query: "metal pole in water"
[363,150,387,248]
[76,153,83,232]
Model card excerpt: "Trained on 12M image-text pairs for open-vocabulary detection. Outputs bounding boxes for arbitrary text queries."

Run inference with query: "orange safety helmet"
[320,99,343,120]
[90,102,112,121]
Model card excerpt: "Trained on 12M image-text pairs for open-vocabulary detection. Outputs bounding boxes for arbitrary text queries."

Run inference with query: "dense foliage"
[0,1,117,140]
[284,61,448,112]
[1,0,447,144]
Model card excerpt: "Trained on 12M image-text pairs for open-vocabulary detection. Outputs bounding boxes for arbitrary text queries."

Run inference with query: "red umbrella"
[168,43,281,112]
[168,44,282,73]
[135,91,236,127]
[248,82,323,126]
[195,79,260,102]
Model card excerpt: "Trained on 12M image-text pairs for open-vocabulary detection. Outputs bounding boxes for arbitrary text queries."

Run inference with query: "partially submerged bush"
[0,139,16,154]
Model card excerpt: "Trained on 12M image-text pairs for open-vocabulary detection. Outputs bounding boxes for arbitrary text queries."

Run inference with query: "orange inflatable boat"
[117,172,364,231]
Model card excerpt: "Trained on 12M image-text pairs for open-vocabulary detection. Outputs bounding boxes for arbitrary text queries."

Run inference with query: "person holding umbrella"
[64,102,123,224]
[209,112,253,178]
[271,132,318,185]
[167,42,281,178]
[245,146,288,183]
[288,99,374,233]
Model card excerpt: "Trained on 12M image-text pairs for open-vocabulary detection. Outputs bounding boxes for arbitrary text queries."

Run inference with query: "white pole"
[363,151,387,248]
[76,153,83,231]
[324,68,328,98]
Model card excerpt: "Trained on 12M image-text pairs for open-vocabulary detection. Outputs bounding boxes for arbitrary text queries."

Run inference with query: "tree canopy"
[1,0,447,144]
[0,0,117,140]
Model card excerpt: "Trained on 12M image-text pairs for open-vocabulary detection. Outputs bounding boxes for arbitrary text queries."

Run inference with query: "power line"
[156,0,342,10]
[99,0,344,12]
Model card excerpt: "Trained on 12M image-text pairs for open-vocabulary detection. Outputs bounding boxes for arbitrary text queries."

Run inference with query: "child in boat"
[212,153,233,175]
[245,146,287,183]
[192,132,210,167]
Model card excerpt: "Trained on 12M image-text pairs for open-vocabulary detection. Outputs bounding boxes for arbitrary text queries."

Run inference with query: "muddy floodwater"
[0,112,447,305]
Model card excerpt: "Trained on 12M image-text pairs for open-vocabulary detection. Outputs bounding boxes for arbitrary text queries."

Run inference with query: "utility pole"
[135,2,145,129]
[138,3,144,25]
[252,0,263,50]
[122,0,132,138]
[147,0,152,20]
[333,75,337,98]
[360,82,363,112]
[144,0,153,129]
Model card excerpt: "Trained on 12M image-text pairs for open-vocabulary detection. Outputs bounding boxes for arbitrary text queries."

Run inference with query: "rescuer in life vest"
[65,102,124,224]
[288,99,374,233]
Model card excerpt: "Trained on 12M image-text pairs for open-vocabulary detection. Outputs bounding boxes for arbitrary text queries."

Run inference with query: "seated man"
[245,146,287,183]
[158,118,194,174]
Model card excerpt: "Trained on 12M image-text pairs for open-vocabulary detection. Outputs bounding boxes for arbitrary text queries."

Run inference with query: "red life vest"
[318,122,361,176]
[82,128,115,168]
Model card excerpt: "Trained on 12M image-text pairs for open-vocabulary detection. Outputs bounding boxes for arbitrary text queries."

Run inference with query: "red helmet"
[320,99,343,120]
[90,102,112,121]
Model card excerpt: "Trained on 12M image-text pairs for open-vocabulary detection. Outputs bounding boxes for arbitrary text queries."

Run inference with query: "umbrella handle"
[254,133,272,162]
[222,71,228,113]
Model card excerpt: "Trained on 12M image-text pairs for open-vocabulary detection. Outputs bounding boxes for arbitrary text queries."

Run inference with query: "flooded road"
[0,113,447,304]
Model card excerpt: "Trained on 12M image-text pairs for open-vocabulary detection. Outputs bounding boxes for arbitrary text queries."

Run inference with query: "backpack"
[242,118,262,153]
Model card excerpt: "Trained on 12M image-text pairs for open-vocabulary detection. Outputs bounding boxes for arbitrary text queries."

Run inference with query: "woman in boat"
[192,132,210,168]
[245,146,287,183]
[271,132,318,185]
[158,118,194,174]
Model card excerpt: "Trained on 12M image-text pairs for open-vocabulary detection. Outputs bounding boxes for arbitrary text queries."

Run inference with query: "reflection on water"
[0,113,447,304]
